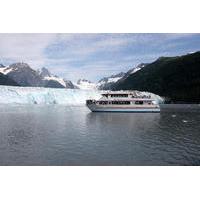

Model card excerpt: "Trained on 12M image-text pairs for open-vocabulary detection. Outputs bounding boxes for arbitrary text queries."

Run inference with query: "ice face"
[0,86,102,105]
[0,86,163,105]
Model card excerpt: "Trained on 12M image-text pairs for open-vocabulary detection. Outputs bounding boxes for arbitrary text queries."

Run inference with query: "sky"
[0,33,200,82]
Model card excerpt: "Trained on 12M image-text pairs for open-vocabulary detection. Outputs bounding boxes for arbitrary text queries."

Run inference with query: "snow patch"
[43,76,66,87]
[75,79,97,90]
[0,66,14,75]
[107,77,122,83]
[129,64,146,74]
[97,77,122,88]
[130,67,141,74]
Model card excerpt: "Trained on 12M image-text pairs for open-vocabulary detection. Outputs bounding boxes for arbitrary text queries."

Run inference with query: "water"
[0,105,200,165]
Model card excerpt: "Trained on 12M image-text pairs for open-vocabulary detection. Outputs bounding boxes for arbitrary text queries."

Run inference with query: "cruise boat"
[86,91,160,113]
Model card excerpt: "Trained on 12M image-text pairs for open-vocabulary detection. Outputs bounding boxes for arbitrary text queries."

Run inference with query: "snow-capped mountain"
[39,67,65,88]
[97,63,147,90]
[97,72,125,90]
[120,63,148,81]
[75,79,97,90]
[0,61,147,90]
[0,63,77,89]
[1,63,44,87]
[127,63,147,75]
[39,67,51,78]
[38,67,77,88]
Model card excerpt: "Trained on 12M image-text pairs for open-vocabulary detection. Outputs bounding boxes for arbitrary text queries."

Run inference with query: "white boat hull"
[86,104,160,113]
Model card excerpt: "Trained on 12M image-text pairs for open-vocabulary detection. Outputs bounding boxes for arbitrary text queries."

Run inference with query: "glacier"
[0,85,163,105]
[0,86,101,105]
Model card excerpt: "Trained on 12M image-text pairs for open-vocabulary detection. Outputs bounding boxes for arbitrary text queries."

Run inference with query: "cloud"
[0,33,57,67]
[45,34,134,59]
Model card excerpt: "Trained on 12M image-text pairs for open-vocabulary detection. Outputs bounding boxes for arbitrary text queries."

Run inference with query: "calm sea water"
[0,105,200,166]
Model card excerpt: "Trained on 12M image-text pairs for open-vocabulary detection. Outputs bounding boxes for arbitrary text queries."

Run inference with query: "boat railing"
[101,95,152,99]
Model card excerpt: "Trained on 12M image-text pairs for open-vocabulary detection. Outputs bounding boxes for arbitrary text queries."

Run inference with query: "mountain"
[97,72,125,90]
[38,67,65,88]
[39,67,78,89]
[75,79,96,90]
[0,64,77,89]
[112,51,200,103]
[125,63,147,77]
[39,67,51,78]
[0,72,19,86]
[65,80,79,89]
[5,63,43,87]
[97,63,147,90]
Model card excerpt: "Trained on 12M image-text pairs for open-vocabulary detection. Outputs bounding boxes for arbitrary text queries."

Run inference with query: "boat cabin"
[102,93,128,98]
[86,91,160,112]
[96,99,154,105]
[101,92,151,99]
[86,92,155,106]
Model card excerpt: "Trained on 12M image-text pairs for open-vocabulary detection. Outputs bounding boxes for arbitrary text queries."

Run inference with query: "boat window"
[111,94,128,98]
[135,101,143,105]
[111,101,130,105]
[143,100,152,105]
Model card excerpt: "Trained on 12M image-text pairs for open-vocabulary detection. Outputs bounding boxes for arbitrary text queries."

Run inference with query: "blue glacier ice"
[0,86,101,105]
[0,86,163,105]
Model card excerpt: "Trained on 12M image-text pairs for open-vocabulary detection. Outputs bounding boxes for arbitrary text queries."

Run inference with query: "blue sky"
[0,33,200,82]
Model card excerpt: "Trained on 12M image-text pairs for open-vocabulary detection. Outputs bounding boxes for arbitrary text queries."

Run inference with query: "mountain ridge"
[97,63,147,90]
[112,51,200,103]
[0,63,77,89]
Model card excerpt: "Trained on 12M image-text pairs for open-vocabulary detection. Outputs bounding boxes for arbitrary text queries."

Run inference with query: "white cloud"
[0,33,57,67]
[52,34,137,57]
